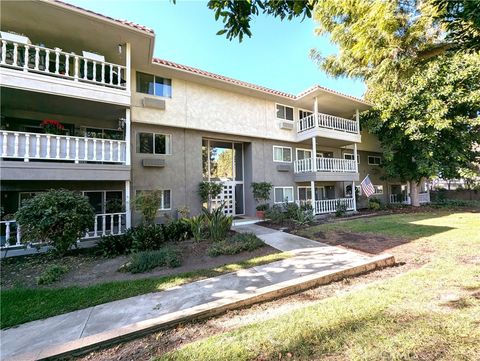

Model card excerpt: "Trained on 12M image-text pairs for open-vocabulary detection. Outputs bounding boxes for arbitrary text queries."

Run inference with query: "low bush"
[293,204,314,226]
[96,233,133,257]
[123,247,181,273]
[368,198,383,210]
[265,204,286,224]
[37,265,69,285]
[185,215,205,242]
[207,232,264,257]
[162,219,192,242]
[431,199,480,208]
[203,205,233,242]
[335,200,349,217]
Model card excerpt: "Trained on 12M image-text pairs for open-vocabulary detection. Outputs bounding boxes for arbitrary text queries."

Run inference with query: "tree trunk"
[410,180,420,207]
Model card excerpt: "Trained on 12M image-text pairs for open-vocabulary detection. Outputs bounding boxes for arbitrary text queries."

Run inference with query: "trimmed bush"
[37,265,69,285]
[368,198,383,210]
[124,247,181,273]
[15,189,94,255]
[96,233,133,258]
[207,232,264,257]
[265,204,286,224]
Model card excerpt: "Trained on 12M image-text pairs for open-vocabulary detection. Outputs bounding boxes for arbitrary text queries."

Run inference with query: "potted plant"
[40,119,65,135]
[251,182,273,219]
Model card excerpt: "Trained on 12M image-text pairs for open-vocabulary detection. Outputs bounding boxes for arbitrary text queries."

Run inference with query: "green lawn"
[0,252,289,329]
[159,211,480,361]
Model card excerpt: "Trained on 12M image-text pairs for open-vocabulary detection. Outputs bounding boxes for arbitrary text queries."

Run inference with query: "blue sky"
[68,0,365,98]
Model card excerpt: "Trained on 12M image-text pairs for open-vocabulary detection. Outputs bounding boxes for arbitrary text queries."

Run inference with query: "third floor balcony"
[296,112,361,143]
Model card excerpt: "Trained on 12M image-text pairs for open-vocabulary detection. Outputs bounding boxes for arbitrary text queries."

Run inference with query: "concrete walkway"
[1,225,394,361]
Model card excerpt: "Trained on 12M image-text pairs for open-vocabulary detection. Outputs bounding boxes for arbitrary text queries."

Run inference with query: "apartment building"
[0,0,428,247]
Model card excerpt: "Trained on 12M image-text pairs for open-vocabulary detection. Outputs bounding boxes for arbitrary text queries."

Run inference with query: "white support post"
[354,143,358,173]
[125,108,131,165]
[355,109,360,133]
[125,180,131,229]
[312,136,317,172]
[352,181,357,212]
[310,180,316,215]
[125,42,131,92]
[314,96,319,128]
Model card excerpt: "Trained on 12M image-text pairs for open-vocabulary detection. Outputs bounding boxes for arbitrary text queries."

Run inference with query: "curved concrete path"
[1,225,394,361]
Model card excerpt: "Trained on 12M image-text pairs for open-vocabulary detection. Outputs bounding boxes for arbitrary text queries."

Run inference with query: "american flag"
[360,175,375,198]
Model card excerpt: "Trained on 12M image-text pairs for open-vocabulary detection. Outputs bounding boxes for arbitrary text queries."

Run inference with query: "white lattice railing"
[297,113,359,134]
[314,198,355,214]
[1,131,126,163]
[0,38,127,89]
[1,212,127,249]
[294,157,357,173]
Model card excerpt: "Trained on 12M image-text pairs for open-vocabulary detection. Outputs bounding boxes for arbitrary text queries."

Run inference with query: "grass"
[37,264,69,285]
[0,252,290,329]
[159,211,480,361]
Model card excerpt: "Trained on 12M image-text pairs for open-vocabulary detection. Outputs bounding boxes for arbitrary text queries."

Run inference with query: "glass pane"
[155,134,166,154]
[154,77,172,97]
[284,148,292,162]
[137,72,155,95]
[84,192,103,214]
[298,188,307,201]
[285,106,294,121]
[284,188,293,202]
[210,141,233,181]
[234,143,243,181]
[276,104,285,119]
[325,186,336,199]
[274,188,283,203]
[274,147,283,161]
[235,184,244,215]
[136,133,153,153]
[104,129,124,140]
[163,190,171,209]
[105,191,123,213]
[315,187,325,200]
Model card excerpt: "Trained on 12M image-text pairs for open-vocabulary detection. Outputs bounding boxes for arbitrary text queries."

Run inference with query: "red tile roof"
[53,0,154,34]
[153,58,369,104]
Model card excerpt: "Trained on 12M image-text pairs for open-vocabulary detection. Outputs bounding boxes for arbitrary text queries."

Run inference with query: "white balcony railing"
[0,39,127,90]
[1,212,127,249]
[389,192,430,204]
[294,157,357,173]
[314,198,355,214]
[1,131,127,164]
[297,113,359,134]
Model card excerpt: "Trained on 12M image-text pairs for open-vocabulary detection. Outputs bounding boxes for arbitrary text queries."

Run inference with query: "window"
[373,185,384,194]
[299,110,313,120]
[368,156,381,165]
[135,190,171,210]
[82,191,123,214]
[276,104,294,121]
[318,151,334,158]
[136,72,172,97]
[273,146,292,162]
[274,187,294,203]
[84,127,123,140]
[343,152,360,163]
[297,186,325,202]
[136,132,172,154]
[296,148,312,161]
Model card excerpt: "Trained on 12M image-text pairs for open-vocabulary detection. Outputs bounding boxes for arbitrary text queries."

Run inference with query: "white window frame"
[136,132,172,155]
[343,152,360,164]
[273,145,293,163]
[274,186,295,203]
[136,71,172,98]
[81,190,124,214]
[135,189,172,211]
[275,103,294,122]
[296,148,312,161]
[368,155,381,165]
[298,108,313,120]
[373,185,384,194]
[297,185,325,202]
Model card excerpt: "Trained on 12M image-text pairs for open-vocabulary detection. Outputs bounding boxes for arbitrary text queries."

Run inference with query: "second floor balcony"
[294,157,359,182]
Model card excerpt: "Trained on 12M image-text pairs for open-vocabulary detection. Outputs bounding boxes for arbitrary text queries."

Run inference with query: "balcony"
[294,157,359,182]
[0,35,130,105]
[296,112,360,143]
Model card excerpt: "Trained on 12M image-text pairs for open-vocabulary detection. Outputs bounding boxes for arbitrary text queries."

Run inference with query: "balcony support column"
[125,42,131,93]
[314,96,319,129]
[354,143,358,173]
[125,180,131,229]
[310,180,316,214]
[352,181,357,212]
[125,108,131,165]
[311,136,317,172]
[355,108,360,133]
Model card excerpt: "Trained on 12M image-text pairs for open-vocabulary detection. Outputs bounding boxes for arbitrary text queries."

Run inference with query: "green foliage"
[251,182,272,210]
[265,202,314,225]
[96,233,133,258]
[162,219,192,242]
[184,215,206,242]
[134,190,162,225]
[123,247,181,273]
[15,189,94,255]
[265,204,286,224]
[207,232,264,257]
[255,203,269,212]
[37,265,68,286]
[198,181,223,210]
[335,200,348,217]
[202,205,233,242]
[293,203,314,226]
[368,198,383,211]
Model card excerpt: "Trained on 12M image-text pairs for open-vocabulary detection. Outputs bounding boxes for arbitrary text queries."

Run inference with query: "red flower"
[40,119,64,129]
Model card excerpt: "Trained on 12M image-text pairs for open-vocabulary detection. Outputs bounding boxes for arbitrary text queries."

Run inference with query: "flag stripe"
[360,175,375,197]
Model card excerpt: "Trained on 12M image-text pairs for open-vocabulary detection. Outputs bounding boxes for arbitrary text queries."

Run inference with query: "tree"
[134,190,162,224]
[15,189,95,255]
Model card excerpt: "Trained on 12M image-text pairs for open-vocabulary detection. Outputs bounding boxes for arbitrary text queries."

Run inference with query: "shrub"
[15,189,94,255]
[284,202,300,219]
[251,182,272,211]
[255,203,269,212]
[335,200,349,217]
[198,182,223,211]
[265,204,286,224]
[96,233,133,257]
[368,198,383,210]
[130,224,165,252]
[185,215,205,242]
[207,232,264,256]
[202,205,232,242]
[134,191,162,224]
[162,219,192,242]
[293,204,314,226]
[124,247,181,273]
[37,265,69,285]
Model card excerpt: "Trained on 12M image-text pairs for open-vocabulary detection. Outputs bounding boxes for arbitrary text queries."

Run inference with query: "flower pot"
[256,210,265,220]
